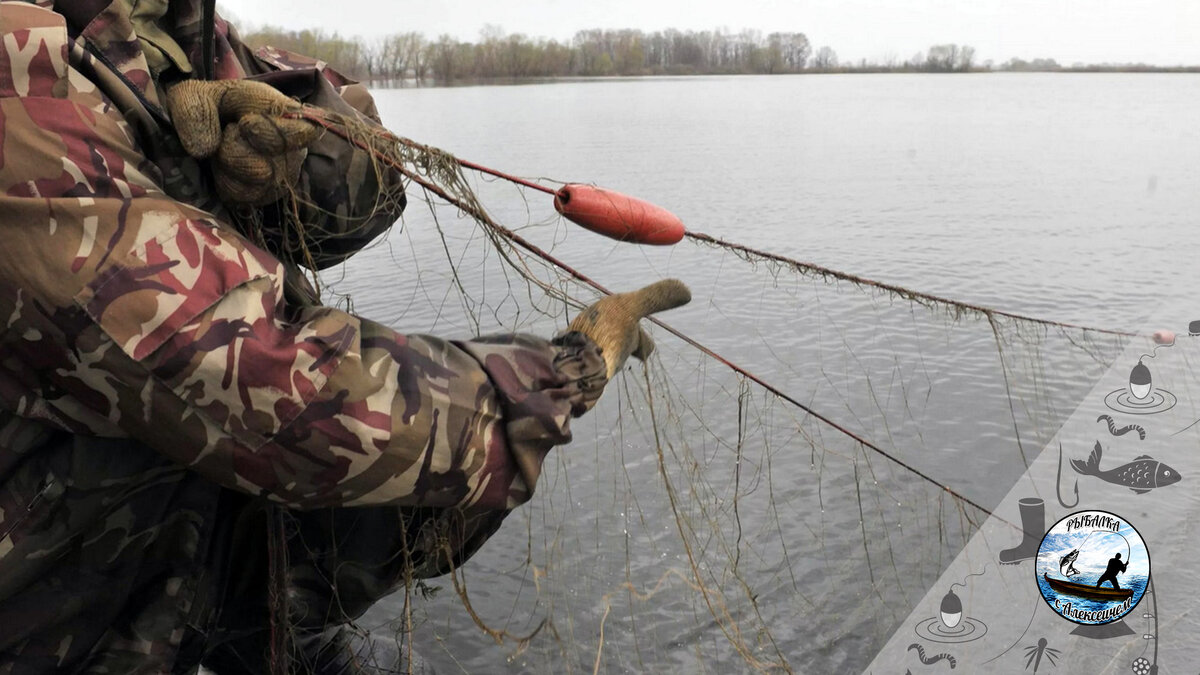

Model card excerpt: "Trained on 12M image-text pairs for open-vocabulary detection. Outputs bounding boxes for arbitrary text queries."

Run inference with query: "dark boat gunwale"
[1043,572,1134,601]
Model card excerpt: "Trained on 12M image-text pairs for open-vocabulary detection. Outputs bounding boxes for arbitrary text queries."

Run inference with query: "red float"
[553,184,686,246]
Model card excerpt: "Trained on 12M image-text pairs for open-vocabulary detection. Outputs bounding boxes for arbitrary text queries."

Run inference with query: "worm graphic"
[908,643,957,669]
[1097,414,1146,440]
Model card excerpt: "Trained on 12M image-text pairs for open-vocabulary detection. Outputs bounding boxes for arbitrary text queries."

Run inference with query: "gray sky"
[218,0,1200,66]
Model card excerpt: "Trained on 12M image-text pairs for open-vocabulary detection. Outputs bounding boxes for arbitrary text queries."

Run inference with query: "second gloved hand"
[568,279,692,378]
[166,79,320,206]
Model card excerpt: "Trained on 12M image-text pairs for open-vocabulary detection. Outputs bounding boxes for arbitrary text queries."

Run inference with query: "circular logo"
[1036,510,1149,625]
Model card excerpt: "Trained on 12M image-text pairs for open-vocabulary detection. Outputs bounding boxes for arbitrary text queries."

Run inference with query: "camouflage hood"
[43,0,403,271]
[45,0,240,105]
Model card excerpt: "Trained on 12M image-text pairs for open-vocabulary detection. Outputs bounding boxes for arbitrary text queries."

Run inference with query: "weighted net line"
[302,107,1012,526]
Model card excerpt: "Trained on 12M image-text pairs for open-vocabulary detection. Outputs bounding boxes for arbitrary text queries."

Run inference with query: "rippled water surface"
[328,74,1200,672]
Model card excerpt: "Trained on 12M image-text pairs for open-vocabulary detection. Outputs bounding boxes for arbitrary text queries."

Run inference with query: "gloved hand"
[568,279,692,378]
[165,79,320,205]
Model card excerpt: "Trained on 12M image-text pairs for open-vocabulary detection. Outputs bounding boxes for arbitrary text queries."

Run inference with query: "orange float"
[553,184,686,246]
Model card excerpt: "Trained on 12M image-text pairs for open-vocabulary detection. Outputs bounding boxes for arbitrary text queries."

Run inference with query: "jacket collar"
[50,0,246,108]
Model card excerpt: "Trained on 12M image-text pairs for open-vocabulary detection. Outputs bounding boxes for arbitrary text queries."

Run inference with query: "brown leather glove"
[165,79,320,206]
[568,279,692,378]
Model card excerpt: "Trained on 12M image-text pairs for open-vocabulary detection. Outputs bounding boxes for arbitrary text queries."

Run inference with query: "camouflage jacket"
[0,1,604,672]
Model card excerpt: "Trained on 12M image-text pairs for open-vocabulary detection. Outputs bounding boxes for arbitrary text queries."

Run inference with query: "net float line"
[462,156,1140,338]
[289,107,1136,340]
[288,107,1017,531]
[683,232,1138,338]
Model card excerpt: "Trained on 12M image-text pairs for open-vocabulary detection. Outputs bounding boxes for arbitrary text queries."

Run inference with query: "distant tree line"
[235,24,1200,84]
[240,26,825,83]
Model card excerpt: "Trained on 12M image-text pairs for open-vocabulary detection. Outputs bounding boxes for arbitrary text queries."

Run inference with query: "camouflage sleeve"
[0,4,606,512]
[68,217,606,510]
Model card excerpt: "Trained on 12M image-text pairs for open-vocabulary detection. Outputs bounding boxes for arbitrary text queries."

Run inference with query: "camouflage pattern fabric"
[0,1,606,672]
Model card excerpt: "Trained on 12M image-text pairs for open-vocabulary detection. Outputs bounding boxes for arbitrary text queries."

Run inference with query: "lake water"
[331,74,1200,672]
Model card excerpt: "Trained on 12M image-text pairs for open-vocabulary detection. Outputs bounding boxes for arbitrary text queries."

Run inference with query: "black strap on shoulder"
[201,0,216,80]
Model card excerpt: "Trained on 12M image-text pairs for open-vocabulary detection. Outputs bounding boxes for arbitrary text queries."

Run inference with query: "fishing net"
[254,106,1131,673]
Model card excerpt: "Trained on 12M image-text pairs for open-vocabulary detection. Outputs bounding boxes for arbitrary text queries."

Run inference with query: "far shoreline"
[364,68,1200,89]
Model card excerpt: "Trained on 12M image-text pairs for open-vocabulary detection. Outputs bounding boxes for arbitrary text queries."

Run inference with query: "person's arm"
[78,221,603,511]
[12,194,603,512]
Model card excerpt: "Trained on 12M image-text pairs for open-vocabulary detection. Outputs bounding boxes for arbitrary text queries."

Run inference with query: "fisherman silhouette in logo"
[1095,552,1128,590]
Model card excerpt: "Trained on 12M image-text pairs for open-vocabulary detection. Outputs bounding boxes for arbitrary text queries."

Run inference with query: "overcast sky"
[218,1,1200,66]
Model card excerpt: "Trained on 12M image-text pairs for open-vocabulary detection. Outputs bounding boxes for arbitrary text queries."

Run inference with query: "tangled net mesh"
[250,107,1128,673]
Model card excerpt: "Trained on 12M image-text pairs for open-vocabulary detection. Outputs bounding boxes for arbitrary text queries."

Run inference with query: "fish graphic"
[1059,549,1081,578]
[1070,441,1181,494]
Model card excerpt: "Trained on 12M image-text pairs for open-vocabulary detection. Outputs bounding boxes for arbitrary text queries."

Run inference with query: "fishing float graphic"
[913,566,990,644]
[1104,331,1176,416]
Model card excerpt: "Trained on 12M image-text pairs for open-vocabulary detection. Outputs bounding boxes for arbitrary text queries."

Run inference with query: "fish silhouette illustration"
[1070,441,1181,494]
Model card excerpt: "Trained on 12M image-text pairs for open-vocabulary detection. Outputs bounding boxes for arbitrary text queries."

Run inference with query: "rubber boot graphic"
[999,497,1044,564]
